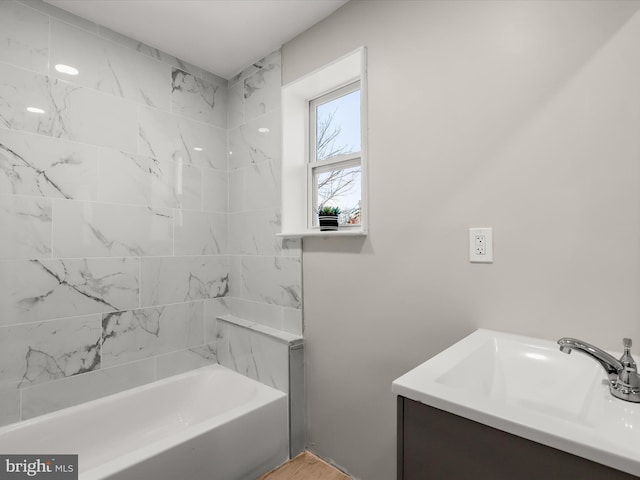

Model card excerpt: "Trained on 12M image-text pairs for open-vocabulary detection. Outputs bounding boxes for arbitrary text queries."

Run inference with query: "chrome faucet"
[558,337,640,403]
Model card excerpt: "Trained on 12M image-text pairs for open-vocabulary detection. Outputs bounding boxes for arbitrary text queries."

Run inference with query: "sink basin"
[392,329,640,477]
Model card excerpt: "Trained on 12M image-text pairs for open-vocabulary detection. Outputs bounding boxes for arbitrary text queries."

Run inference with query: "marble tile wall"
[215,314,305,457]
[0,1,303,430]
[0,0,229,426]
[227,50,303,336]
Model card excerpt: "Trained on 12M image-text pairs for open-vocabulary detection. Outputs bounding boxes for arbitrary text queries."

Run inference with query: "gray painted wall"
[282,1,640,479]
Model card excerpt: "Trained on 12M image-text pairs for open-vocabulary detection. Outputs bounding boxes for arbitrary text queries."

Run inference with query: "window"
[281,47,367,237]
[309,82,362,227]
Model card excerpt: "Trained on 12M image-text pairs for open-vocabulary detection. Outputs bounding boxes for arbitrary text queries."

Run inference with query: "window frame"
[307,81,362,229]
[280,47,368,238]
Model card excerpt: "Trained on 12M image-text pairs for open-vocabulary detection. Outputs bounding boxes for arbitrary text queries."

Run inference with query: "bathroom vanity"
[397,396,637,479]
[392,329,640,479]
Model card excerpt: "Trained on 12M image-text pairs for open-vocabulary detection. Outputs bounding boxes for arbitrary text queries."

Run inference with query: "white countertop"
[392,329,640,477]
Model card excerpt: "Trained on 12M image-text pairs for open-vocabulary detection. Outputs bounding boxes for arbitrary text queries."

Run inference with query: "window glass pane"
[315,89,361,162]
[316,165,361,225]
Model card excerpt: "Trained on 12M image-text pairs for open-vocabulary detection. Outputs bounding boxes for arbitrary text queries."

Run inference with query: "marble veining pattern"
[228,256,242,298]
[52,200,173,258]
[140,256,229,307]
[0,315,101,388]
[96,25,226,87]
[0,128,99,200]
[98,149,201,209]
[0,5,305,427]
[21,358,155,420]
[0,194,52,259]
[241,257,302,309]
[50,20,169,109]
[101,302,204,368]
[228,109,281,170]
[216,320,289,392]
[0,257,140,326]
[229,209,281,256]
[171,68,227,128]
[0,1,49,74]
[243,51,281,122]
[229,50,281,88]
[245,159,281,210]
[226,49,302,335]
[204,298,230,332]
[174,210,228,255]
[0,62,137,152]
[138,106,226,170]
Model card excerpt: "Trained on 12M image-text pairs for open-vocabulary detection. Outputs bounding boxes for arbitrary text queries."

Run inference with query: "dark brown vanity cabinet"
[397,396,639,480]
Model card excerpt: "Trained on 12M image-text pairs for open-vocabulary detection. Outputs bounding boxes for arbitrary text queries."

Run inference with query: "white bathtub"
[0,364,289,480]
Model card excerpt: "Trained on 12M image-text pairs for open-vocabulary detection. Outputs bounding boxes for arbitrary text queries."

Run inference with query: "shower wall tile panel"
[97,149,202,210]
[0,194,52,259]
[226,49,303,336]
[0,2,301,428]
[245,159,282,210]
[241,256,302,309]
[21,358,156,420]
[52,200,173,258]
[0,0,231,427]
[140,256,229,307]
[0,314,101,388]
[0,129,100,200]
[171,68,227,127]
[0,62,138,152]
[0,257,140,326]
[227,297,288,332]
[101,301,204,368]
[0,386,20,427]
[202,168,228,213]
[227,82,243,130]
[138,106,226,169]
[228,50,281,89]
[228,169,245,213]
[216,320,289,393]
[50,20,170,109]
[15,0,97,33]
[155,345,218,380]
[96,24,226,87]
[229,208,281,256]
[228,109,281,170]
[243,50,281,121]
[0,1,49,74]
[174,210,228,256]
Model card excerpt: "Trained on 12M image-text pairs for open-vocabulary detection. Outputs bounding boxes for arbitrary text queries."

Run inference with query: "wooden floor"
[257,451,351,480]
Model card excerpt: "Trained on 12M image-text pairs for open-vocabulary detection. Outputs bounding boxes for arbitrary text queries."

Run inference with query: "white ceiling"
[45,0,349,79]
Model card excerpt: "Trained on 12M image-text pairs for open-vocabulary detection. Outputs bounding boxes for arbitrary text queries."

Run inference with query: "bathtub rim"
[0,364,288,480]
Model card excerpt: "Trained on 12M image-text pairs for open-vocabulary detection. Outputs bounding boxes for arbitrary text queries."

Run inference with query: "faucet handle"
[620,338,636,371]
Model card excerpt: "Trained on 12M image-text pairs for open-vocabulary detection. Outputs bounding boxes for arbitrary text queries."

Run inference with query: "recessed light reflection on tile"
[26,107,45,114]
[257,127,270,133]
[55,64,79,75]
[193,147,203,152]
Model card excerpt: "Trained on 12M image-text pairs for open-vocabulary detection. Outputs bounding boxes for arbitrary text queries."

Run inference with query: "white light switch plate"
[470,227,493,263]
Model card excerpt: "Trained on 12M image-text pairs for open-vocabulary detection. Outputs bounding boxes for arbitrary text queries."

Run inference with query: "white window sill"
[277,228,367,239]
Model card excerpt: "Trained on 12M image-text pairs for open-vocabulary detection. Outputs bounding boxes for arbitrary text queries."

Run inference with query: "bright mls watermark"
[0,455,77,479]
